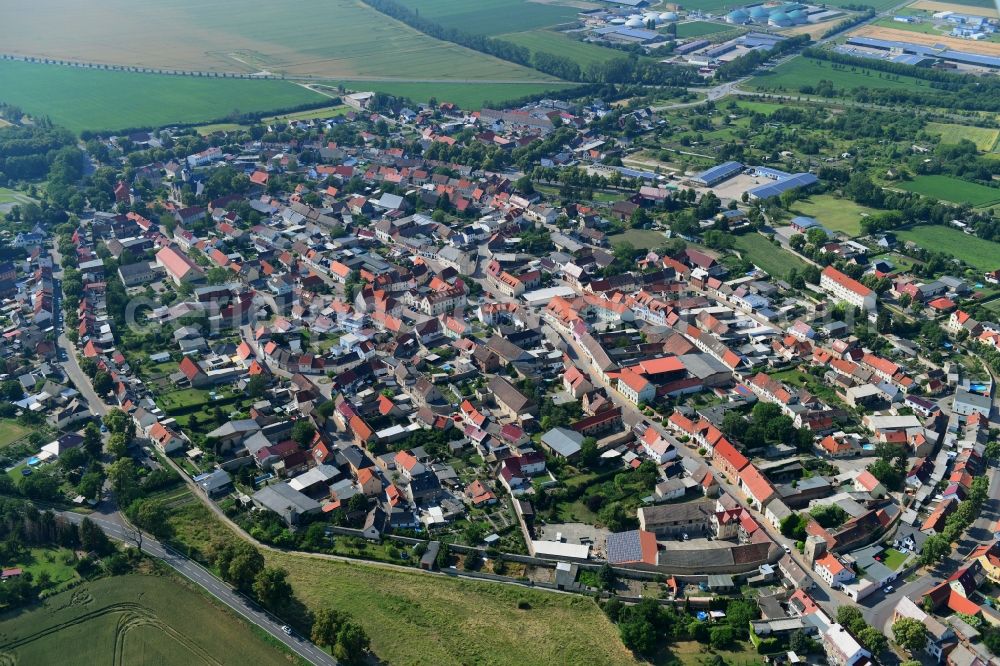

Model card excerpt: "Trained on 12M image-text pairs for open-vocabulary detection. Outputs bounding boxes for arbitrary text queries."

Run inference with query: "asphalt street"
[59,507,338,666]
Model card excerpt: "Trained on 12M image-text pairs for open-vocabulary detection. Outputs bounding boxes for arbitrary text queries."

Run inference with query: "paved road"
[58,506,338,666]
[49,248,108,417]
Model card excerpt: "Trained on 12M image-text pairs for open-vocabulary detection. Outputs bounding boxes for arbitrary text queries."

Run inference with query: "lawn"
[896,175,1000,207]
[790,194,879,236]
[0,574,292,665]
[881,548,908,571]
[394,0,581,35]
[732,233,809,278]
[0,419,32,449]
[664,640,764,665]
[0,0,553,82]
[674,21,736,37]
[0,60,326,134]
[165,497,635,665]
[925,122,999,152]
[10,548,80,590]
[609,229,670,250]
[500,30,627,66]
[0,187,36,206]
[269,551,636,666]
[750,57,926,94]
[895,225,1000,271]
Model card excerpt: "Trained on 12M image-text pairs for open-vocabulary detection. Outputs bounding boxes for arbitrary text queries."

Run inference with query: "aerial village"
[2,89,999,666]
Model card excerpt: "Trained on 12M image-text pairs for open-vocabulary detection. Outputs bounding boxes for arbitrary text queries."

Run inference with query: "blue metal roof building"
[747,173,818,200]
[693,161,743,186]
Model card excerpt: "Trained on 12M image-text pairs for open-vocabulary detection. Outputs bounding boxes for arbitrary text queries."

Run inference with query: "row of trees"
[919,475,989,566]
[206,539,370,663]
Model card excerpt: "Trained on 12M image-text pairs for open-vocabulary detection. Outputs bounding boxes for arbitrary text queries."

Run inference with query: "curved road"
[58,507,337,666]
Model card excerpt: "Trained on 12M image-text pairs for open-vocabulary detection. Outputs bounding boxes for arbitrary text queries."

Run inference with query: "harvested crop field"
[908,0,997,17]
[0,574,291,665]
[0,0,553,81]
[850,24,1000,55]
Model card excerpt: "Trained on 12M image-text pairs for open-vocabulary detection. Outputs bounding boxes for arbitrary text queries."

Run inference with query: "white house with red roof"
[820,266,876,312]
[814,552,855,587]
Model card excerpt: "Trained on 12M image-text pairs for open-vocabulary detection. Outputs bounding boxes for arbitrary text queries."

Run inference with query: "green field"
[733,233,809,277]
[897,174,1000,207]
[0,574,292,665]
[0,61,328,133]
[925,122,1000,152]
[871,17,942,36]
[0,419,32,448]
[0,0,552,82]
[500,30,626,66]
[395,0,581,35]
[329,81,573,109]
[751,57,926,94]
[790,195,879,236]
[269,551,637,666]
[674,20,735,37]
[896,225,1000,271]
[609,228,670,250]
[165,498,634,665]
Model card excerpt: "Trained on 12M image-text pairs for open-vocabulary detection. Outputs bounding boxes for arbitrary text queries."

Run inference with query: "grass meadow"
[674,21,737,37]
[163,497,636,665]
[0,574,292,665]
[733,233,809,278]
[790,195,879,236]
[750,57,927,94]
[896,175,1000,207]
[895,225,1000,271]
[925,122,1000,151]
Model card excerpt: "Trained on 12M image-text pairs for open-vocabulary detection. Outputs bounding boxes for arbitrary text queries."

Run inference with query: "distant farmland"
[395,0,584,35]
[0,60,326,133]
[897,175,1000,207]
[0,0,554,81]
[925,122,999,152]
[500,31,626,66]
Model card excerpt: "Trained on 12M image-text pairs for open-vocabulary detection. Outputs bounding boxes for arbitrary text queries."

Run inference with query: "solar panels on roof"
[747,173,818,200]
[693,161,743,186]
[606,530,644,564]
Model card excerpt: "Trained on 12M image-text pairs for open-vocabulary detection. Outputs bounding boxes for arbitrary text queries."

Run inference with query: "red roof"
[178,356,203,382]
[822,266,872,297]
[739,465,775,503]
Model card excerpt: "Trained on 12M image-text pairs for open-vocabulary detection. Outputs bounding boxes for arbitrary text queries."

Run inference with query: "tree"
[79,517,113,556]
[291,420,315,446]
[107,458,138,504]
[103,409,135,439]
[579,436,599,468]
[59,447,88,471]
[128,499,169,538]
[893,617,927,653]
[859,626,888,654]
[83,422,102,457]
[246,374,267,399]
[620,616,657,657]
[597,562,616,590]
[311,607,348,648]
[347,493,368,513]
[709,624,736,649]
[919,534,951,565]
[334,622,371,664]
[88,368,114,396]
[252,566,291,610]
[217,541,264,592]
[106,432,129,459]
[836,606,865,634]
